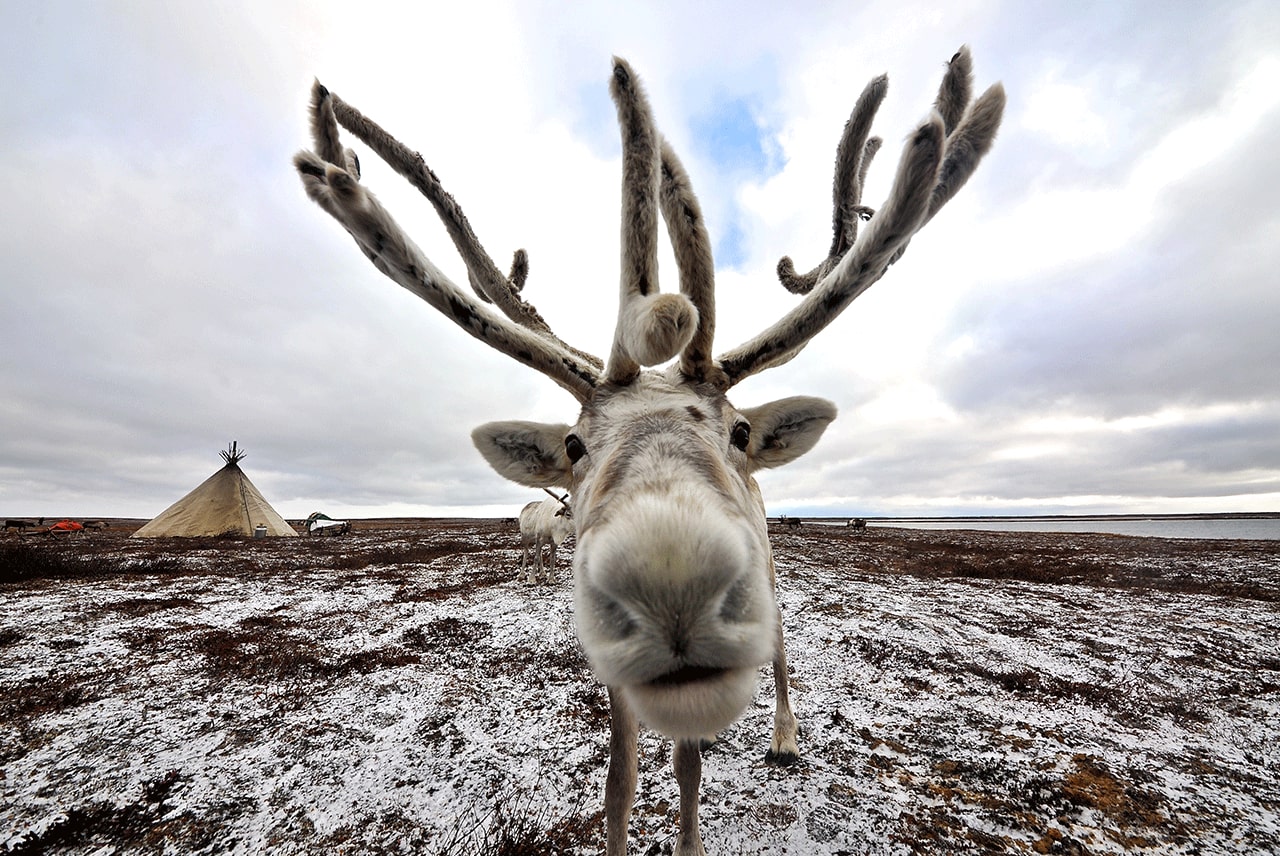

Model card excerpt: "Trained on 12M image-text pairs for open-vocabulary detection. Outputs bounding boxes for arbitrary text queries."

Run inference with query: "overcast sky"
[2,1,1277,520]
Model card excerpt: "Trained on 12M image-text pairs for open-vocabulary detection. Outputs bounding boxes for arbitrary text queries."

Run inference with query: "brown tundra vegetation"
[1,519,1277,854]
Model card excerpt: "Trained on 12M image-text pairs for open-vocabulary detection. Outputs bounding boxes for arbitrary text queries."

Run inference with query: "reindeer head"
[296,51,1003,739]
[476,368,834,735]
[546,489,574,545]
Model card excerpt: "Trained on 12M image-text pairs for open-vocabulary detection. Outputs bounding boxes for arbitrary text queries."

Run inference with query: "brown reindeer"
[294,48,1003,855]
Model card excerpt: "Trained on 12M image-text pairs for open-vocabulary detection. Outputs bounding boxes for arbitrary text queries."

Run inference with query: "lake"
[864,516,1280,540]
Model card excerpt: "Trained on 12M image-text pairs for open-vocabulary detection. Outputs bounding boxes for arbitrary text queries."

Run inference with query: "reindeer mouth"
[624,664,759,737]
[647,665,729,687]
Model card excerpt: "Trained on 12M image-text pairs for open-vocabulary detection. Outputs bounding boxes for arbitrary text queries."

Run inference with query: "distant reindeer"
[295,47,1002,855]
[848,517,867,531]
[4,519,34,534]
[779,515,803,529]
[518,491,574,584]
[81,520,108,531]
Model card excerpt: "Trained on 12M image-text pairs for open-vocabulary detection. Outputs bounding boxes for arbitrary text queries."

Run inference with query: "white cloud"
[1131,55,1280,195]
[1022,74,1111,149]
[985,54,1280,285]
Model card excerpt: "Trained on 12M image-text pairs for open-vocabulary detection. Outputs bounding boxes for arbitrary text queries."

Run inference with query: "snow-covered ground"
[2,521,1277,854]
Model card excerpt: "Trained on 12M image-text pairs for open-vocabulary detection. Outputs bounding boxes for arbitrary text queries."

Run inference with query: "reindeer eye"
[565,434,586,463]
[730,421,751,451]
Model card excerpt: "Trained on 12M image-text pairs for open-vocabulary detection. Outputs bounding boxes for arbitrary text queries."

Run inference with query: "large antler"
[719,46,1005,385]
[294,81,601,401]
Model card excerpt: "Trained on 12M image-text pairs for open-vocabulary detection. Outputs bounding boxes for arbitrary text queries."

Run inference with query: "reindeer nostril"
[591,589,637,640]
[718,578,754,623]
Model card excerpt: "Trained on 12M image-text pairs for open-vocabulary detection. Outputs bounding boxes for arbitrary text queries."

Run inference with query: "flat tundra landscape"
[2,520,1278,855]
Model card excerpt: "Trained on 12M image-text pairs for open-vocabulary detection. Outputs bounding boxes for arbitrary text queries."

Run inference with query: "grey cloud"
[4,2,1278,519]
[933,104,1280,420]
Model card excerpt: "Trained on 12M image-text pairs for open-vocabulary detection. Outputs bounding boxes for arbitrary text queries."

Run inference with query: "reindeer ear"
[739,397,837,471]
[472,421,574,488]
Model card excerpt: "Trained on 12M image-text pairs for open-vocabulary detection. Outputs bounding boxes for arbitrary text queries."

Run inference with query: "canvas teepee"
[133,443,298,538]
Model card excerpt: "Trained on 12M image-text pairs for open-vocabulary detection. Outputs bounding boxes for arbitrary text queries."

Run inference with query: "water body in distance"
[807,515,1280,540]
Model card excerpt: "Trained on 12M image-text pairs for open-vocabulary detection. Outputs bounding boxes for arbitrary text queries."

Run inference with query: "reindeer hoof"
[764,749,799,767]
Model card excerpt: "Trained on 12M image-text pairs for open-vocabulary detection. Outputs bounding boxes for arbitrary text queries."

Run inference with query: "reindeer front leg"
[764,552,799,765]
[605,687,638,856]
[523,536,538,585]
[674,738,707,855]
[765,615,799,765]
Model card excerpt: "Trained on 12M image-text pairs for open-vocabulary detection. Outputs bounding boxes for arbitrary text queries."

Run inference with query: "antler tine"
[606,57,659,384]
[658,139,726,387]
[828,76,888,257]
[327,93,603,371]
[925,80,1006,226]
[508,248,530,293]
[776,74,888,295]
[308,80,345,168]
[885,50,1005,265]
[606,58,700,385]
[935,45,973,134]
[295,80,600,401]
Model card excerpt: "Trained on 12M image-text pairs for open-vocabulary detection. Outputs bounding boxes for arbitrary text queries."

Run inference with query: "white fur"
[476,369,834,723]
[476,369,832,855]
[573,487,775,732]
[518,498,573,584]
[619,293,699,367]
[300,49,1002,856]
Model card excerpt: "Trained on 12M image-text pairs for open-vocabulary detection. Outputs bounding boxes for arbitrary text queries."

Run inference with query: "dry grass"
[2,519,1277,854]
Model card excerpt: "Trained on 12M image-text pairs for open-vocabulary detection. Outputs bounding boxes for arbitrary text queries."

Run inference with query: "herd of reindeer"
[3,518,105,535]
[296,43,1002,856]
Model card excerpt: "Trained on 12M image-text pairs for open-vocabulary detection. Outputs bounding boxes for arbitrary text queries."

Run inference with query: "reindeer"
[295,47,1002,856]
[518,491,574,584]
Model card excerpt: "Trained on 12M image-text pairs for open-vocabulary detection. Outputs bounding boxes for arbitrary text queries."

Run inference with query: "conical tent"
[133,443,298,538]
